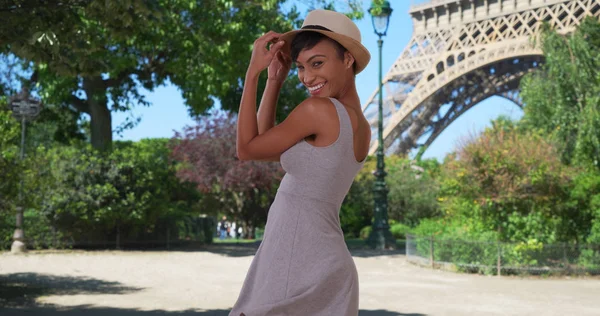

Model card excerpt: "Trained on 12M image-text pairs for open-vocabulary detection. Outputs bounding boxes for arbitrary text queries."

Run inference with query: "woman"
[231,9,371,316]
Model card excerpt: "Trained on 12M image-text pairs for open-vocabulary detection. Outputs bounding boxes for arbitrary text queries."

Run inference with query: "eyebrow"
[296,54,327,64]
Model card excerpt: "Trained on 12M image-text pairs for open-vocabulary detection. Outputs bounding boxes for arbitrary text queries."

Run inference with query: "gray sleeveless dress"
[229,98,366,316]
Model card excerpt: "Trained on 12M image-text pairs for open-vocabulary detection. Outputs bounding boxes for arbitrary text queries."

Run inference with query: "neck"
[335,76,361,110]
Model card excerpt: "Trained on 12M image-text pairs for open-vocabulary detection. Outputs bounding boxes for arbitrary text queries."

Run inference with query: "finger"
[275,51,285,64]
[259,31,282,44]
[278,47,291,60]
[264,40,283,53]
[268,41,285,57]
[279,53,291,66]
[271,40,285,50]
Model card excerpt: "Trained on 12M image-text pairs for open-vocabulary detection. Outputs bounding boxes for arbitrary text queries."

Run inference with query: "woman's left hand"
[247,31,286,77]
[268,50,292,84]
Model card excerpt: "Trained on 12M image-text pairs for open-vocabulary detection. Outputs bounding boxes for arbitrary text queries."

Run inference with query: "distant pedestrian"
[230,222,237,239]
[219,216,229,240]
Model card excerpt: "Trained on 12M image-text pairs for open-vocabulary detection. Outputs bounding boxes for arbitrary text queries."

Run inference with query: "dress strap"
[328,98,354,148]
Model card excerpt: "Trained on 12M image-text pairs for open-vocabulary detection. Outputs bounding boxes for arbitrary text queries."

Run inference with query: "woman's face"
[294,39,353,98]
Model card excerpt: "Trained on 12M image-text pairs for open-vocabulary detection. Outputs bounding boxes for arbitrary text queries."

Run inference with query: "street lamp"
[367,1,395,250]
[9,88,41,254]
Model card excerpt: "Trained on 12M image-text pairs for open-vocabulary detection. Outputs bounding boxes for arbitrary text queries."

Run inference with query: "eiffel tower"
[363,0,600,156]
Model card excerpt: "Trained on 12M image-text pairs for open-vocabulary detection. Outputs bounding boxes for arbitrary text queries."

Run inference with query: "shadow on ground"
[0,307,425,315]
[0,273,144,308]
[0,273,423,315]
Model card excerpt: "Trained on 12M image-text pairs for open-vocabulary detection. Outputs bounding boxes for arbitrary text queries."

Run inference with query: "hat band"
[301,25,333,32]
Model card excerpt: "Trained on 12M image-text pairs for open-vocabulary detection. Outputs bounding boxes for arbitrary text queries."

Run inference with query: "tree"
[0,105,21,212]
[385,156,441,227]
[520,17,600,169]
[0,56,25,212]
[1,0,362,151]
[341,157,375,238]
[25,138,200,248]
[170,111,284,237]
[439,119,584,243]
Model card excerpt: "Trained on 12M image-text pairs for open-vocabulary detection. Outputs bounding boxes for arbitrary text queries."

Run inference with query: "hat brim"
[279,29,371,75]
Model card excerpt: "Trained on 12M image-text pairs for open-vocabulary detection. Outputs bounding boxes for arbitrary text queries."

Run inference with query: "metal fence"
[406,234,600,276]
[1,216,216,251]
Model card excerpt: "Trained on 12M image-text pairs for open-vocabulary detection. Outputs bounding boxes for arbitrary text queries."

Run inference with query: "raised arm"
[257,50,291,135]
[257,81,281,135]
[236,31,323,162]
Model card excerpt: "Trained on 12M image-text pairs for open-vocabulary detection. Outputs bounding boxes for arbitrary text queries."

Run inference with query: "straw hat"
[279,9,371,74]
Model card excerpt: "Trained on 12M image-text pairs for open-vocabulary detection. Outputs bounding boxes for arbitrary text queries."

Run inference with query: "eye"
[297,65,304,71]
[312,61,323,67]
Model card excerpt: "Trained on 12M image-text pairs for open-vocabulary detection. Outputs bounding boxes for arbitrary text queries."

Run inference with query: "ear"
[344,52,355,70]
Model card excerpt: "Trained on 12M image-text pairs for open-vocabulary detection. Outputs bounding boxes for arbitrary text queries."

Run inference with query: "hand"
[247,31,286,77]
[268,50,292,84]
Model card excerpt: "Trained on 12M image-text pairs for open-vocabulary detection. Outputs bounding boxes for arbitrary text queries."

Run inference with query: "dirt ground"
[1,244,599,316]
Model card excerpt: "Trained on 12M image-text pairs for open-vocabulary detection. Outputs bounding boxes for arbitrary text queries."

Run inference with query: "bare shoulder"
[290,97,335,122]
[295,96,332,112]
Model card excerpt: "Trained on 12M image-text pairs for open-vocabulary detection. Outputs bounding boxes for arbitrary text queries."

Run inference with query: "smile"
[307,82,326,94]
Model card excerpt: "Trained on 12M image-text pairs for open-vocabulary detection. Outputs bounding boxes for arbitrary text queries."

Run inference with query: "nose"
[302,69,316,86]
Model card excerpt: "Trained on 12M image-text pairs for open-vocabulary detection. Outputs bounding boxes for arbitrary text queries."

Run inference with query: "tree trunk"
[84,77,112,152]
[90,101,112,152]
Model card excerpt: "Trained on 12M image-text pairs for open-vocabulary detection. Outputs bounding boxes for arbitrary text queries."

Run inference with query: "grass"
[212,238,261,244]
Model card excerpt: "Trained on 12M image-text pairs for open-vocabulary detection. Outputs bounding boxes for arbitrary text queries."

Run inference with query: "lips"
[307,82,326,95]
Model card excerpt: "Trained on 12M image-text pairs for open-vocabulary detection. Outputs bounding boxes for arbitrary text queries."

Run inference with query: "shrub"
[390,223,412,240]
[359,225,372,240]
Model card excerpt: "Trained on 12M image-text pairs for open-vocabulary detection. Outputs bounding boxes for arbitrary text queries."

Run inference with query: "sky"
[111,0,524,162]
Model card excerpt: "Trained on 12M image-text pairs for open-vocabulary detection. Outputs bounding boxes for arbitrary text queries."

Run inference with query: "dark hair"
[291,31,349,65]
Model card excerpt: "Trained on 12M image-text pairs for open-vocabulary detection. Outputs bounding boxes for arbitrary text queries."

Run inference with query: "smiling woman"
[231,9,372,316]
[292,32,356,97]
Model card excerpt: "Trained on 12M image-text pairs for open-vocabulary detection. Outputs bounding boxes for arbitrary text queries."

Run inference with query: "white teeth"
[308,82,325,91]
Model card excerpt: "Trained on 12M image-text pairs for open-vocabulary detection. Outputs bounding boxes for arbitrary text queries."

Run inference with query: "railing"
[410,0,459,11]
[406,234,600,276]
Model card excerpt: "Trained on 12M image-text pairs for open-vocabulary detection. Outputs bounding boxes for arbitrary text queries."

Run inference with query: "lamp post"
[9,88,41,254]
[367,1,395,250]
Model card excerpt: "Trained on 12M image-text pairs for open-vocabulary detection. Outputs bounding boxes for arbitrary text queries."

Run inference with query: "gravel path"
[1,244,599,315]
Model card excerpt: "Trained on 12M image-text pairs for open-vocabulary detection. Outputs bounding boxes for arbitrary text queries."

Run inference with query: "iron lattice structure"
[363,0,600,156]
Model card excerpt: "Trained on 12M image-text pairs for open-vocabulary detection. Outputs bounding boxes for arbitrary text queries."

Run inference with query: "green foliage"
[341,155,441,237]
[410,218,499,275]
[365,0,387,17]
[0,104,21,212]
[438,120,577,243]
[408,117,600,274]
[0,138,203,249]
[520,17,600,169]
[389,222,411,240]
[3,0,363,150]
[26,103,87,147]
[341,156,374,237]
[411,217,471,238]
[578,247,600,270]
[503,238,544,267]
[570,171,600,245]
[359,223,411,242]
[359,225,372,240]
[386,156,441,227]
[21,207,67,250]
